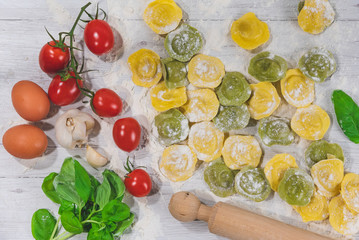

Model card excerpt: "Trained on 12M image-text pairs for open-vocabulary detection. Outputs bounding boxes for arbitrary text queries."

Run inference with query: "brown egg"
[12,80,50,121]
[3,124,48,159]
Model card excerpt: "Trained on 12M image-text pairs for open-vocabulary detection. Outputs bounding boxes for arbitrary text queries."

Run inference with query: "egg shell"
[3,124,48,159]
[12,80,50,121]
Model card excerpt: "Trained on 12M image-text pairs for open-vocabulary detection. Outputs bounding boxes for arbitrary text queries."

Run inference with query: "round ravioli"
[248,82,281,120]
[188,54,225,88]
[231,12,270,50]
[164,24,203,62]
[293,190,329,222]
[222,135,262,170]
[248,51,287,82]
[311,159,344,197]
[341,173,359,214]
[264,153,298,192]
[150,81,187,112]
[305,140,344,167]
[235,166,271,202]
[143,0,182,34]
[291,104,330,141]
[329,195,359,235]
[213,105,250,132]
[154,109,189,146]
[159,145,197,182]
[181,89,219,122]
[299,47,336,83]
[128,49,162,88]
[258,116,295,146]
[204,158,236,197]
[281,69,315,108]
[188,122,224,162]
[162,58,188,89]
[278,168,315,206]
[216,72,251,107]
[298,0,335,35]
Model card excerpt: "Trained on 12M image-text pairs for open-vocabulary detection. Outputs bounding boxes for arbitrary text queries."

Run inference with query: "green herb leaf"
[74,160,92,204]
[61,210,83,234]
[113,213,135,237]
[102,199,131,222]
[102,170,125,201]
[95,177,111,209]
[58,200,77,215]
[89,175,100,201]
[31,209,57,240]
[332,90,359,143]
[106,221,117,232]
[42,172,62,204]
[53,158,84,207]
[88,228,114,240]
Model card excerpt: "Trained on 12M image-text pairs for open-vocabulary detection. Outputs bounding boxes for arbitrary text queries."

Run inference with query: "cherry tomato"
[125,169,152,197]
[113,118,141,152]
[84,19,114,55]
[39,41,70,74]
[92,88,122,117]
[48,72,83,106]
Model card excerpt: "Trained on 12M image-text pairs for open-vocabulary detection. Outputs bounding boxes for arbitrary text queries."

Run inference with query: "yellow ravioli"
[187,54,225,88]
[264,153,298,192]
[181,89,219,122]
[281,69,315,108]
[230,12,270,50]
[188,122,224,162]
[294,190,329,222]
[329,195,359,235]
[291,104,330,140]
[128,49,162,88]
[143,0,182,34]
[311,159,344,198]
[298,0,335,35]
[248,82,281,120]
[150,81,187,112]
[222,135,262,170]
[341,173,359,214]
[159,145,197,182]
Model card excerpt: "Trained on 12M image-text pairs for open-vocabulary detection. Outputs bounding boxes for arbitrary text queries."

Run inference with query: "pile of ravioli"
[127,0,359,236]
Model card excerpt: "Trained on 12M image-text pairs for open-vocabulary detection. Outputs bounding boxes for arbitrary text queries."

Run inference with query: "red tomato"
[92,89,122,117]
[124,169,152,197]
[48,72,83,106]
[113,118,141,152]
[39,41,70,74]
[84,20,114,55]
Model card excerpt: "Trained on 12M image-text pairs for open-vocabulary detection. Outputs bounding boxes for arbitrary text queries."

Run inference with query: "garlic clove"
[86,145,108,168]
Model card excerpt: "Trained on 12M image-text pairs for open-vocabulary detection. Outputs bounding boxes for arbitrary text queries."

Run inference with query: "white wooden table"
[0,0,358,239]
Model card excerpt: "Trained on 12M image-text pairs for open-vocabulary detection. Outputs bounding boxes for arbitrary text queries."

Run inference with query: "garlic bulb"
[86,145,108,168]
[55,109,95,149]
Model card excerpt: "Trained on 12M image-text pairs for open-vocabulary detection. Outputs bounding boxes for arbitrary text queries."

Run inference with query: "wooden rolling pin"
[168,191,332,240]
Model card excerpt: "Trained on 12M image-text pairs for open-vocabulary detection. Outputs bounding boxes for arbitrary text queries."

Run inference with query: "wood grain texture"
[0,0,358,239]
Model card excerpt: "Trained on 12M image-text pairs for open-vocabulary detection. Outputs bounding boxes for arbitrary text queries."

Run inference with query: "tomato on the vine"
[39,41,70,74]
[84,19,114,55]
[92,88,122,117]
[113,118,141,152]
[124,159,152,197]
[48,72,83,106]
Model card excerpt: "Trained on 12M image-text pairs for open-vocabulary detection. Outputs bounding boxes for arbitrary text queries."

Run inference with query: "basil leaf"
[31,209,57,240]
[332,90,359,143]
[58,200,77,215]
[102,170,125,200]
[113,213,134,236]
[42,172,62,204]
[61,210,83,234]
[102,199,130,222]
[95,177,111,209]
[53,158,83,207]
[74,160,92,204]
[89,175,100,202]
[88,228,113,240]
[106,221,117,232]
